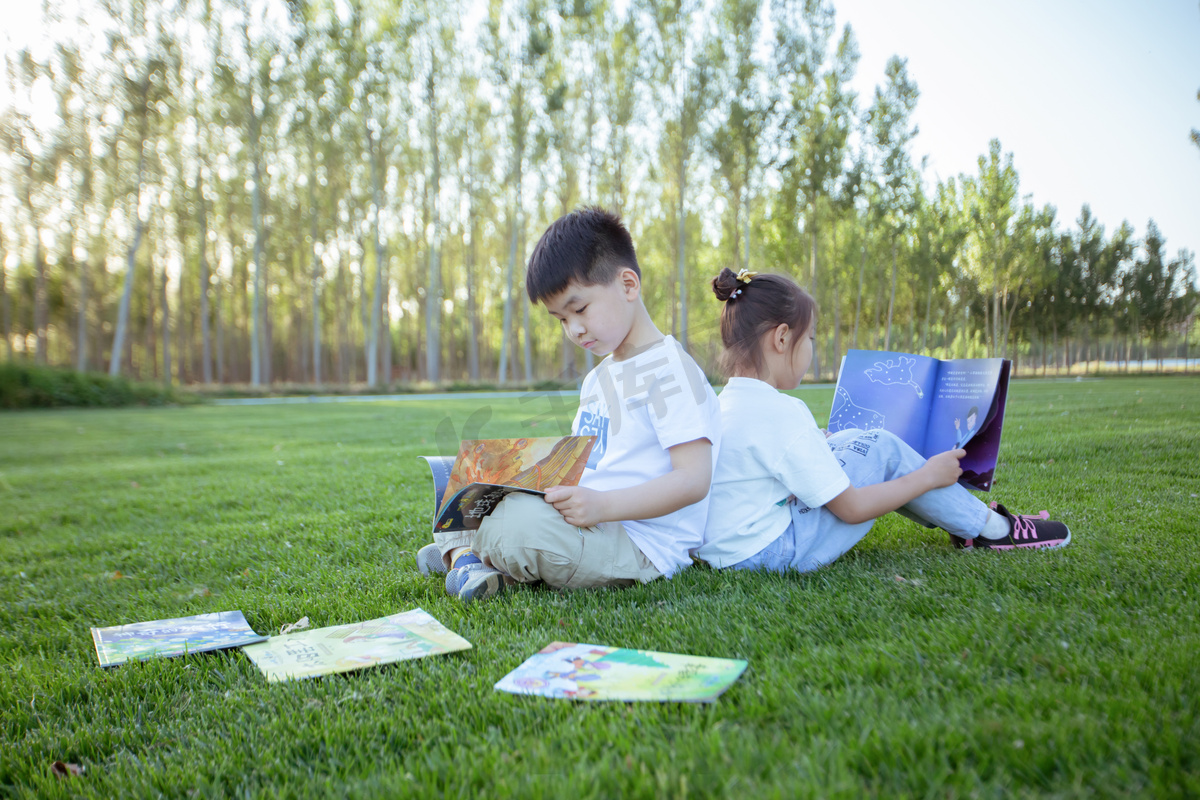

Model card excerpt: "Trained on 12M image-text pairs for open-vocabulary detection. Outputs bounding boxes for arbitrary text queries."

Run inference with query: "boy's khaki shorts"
[468,493,661,590]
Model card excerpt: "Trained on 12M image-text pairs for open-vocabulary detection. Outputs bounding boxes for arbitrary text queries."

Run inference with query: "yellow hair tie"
[736,268,758,284]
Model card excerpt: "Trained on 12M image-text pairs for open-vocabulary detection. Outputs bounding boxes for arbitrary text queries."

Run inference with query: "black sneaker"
[951,502,1071,550]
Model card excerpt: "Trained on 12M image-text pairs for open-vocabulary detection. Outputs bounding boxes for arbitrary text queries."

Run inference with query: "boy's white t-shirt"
[698,377,850,568]
[571,335,721,577]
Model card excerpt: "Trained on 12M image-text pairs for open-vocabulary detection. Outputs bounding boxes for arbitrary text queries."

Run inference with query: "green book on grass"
[242,608,471,682]
[494,642,748,703]
[91,610,267,667]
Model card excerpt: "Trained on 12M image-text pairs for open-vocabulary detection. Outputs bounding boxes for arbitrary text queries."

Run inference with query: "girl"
[697,268,1070,574]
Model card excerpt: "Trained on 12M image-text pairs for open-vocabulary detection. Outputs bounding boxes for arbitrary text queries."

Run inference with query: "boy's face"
[542,271,639,358]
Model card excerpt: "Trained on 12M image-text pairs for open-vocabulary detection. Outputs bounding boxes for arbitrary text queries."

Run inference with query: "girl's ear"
[771,323,791,354]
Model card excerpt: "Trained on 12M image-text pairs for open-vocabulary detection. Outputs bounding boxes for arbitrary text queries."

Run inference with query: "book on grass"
[420,436,595,533]
[241,608,471,682]
[829,349,1011,491]
[91,610,267,667]
[494,642,748,703]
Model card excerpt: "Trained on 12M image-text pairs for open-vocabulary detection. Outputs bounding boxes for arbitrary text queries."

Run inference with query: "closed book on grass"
[242,608,471,682]
[495,642,748,703]
[420,436,595,533]
[830,349,1011,491]
[91,610,267,667]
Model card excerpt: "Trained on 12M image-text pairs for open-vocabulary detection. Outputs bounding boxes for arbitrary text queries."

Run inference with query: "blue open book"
[829,350,1011,491]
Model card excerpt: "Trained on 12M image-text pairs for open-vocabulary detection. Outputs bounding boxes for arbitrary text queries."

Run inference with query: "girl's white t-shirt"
[698,377,850,568]
[572,336,722,576]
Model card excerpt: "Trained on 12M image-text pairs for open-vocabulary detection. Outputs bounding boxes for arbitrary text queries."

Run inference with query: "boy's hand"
[923,449,966,489]
[544,485,609,529]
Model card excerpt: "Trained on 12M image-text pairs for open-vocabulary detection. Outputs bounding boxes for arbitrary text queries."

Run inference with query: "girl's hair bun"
[712,267,740,302]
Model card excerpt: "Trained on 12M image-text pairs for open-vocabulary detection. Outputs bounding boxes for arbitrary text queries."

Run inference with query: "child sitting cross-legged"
[416,207,722,602]
[696,268,1070,575]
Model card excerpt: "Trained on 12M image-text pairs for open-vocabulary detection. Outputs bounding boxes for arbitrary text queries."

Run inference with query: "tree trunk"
[852,230,867,349]
[677,132,688,353]
[367,129,385,387]
[215,283,225,383]
[196,169,212,383]
[110,116,148,377]
[466,183,480,382]
[308,144,321,385]
[809,205,820,379]
[922,269,934,352]
[146,253,157,379]
[336,253,348,383]
[884,236,897,350]
[425,56,442,384]
[160,261,171,386]
[0,228,10,360]
[381,271,392,384]
[499,75,525,386]
[250,100,265,386]
[76,252,88,372]
[521,222,533,384]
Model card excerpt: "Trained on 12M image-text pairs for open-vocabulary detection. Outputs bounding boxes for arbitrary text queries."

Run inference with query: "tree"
[963,139,1018,357]
[774,1,857,376]
[864,56,918,351]
[643,0,709,353]
[1131,221,1195,369]
[109,51,164,378]
[710,0,771,271]
[487,0,551,385]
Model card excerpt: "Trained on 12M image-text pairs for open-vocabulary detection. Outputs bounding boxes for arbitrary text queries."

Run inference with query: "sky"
[834,0,1200,262]
[3,0,1198,264]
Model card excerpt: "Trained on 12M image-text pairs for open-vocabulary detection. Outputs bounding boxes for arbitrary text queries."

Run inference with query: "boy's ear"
[619,267,641,299]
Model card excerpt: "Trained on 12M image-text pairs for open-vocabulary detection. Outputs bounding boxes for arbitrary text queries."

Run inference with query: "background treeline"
[1,0,1196,388]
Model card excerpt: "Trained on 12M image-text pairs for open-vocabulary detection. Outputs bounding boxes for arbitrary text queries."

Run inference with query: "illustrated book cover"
[91,610,267,667]
[494,642,749,703]
[241,608,472,682]
[420,436,595,533]
[829,349,1011,491]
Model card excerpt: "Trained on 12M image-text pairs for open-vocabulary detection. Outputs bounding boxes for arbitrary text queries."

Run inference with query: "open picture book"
[91,610,267,667]
[494,642,748,703]
[829,349,1011,491]
[419,436,595,533]
[241,608,471,682]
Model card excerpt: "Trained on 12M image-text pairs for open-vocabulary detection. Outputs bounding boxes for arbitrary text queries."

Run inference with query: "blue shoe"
[445,560,485,595]
[416,543,447,576]
[443,552,484,594]
[457,566,508,604]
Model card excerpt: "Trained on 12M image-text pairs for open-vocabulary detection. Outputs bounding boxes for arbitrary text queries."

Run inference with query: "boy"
[416,207,721,603]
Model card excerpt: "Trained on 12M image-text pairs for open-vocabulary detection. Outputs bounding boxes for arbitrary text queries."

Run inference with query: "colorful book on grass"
[91,610,267,667]
[420,436,595,533]
[829,349,1011,491]
[494,642,748,703]
[241,608,471,682]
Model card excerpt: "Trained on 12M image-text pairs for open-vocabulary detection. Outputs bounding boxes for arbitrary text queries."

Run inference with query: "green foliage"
[0,383,1198,796]
[0,364,195,410]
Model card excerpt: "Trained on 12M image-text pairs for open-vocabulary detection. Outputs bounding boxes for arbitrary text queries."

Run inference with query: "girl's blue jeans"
[731,429,990,574]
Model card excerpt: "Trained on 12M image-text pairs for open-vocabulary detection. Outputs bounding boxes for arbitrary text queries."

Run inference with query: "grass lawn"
[1,377,1198,798]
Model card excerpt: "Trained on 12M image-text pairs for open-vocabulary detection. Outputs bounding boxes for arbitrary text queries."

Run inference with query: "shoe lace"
[989,503,1050,540]
[1011,510,1049,540]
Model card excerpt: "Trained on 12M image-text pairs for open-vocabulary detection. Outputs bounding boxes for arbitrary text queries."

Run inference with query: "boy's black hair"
[525,207,640,303]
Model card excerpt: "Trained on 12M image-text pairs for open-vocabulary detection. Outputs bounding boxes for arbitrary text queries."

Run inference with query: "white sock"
[977,510,1012,540]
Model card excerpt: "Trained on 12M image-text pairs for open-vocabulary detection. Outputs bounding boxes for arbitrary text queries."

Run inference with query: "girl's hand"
[543,486,609,528]
[922,449,966,489]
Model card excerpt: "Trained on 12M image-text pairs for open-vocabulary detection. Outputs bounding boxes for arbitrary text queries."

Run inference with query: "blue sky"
[836,0,1200,263]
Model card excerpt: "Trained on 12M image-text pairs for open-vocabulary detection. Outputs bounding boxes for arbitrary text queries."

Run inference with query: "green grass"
[1,377,1198,798]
